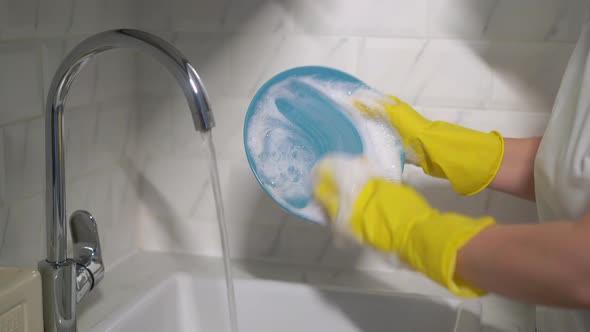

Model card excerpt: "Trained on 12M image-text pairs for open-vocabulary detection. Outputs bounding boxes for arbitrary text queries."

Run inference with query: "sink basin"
[87,273,481,332]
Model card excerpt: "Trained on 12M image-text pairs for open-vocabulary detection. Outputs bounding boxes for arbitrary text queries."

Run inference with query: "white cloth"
[534,18,590,332]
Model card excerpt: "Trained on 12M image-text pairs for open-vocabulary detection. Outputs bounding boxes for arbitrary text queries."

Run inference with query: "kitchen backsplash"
[135,0,587,269]
[0,0,142,269]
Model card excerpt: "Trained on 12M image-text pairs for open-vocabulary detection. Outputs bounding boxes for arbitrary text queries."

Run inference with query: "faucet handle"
[70,210,104,288]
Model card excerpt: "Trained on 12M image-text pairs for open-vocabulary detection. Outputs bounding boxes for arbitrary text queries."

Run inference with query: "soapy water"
[246,76,404,223]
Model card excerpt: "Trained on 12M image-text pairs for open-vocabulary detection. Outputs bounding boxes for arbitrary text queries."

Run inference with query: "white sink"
[87,272,481,332]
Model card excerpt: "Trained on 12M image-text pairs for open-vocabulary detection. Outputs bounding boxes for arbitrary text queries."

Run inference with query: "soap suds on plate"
[246,76,404,223]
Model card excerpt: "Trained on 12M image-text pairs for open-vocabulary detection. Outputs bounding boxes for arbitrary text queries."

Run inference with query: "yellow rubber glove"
[353,95,504,195]
[312,155,495,298]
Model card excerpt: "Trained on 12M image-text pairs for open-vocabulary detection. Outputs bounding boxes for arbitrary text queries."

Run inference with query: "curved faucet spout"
[45,29,214,264]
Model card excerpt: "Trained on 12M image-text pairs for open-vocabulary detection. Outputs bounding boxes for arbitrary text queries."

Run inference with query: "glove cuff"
[403,213,495,298]
[417,122,505,196]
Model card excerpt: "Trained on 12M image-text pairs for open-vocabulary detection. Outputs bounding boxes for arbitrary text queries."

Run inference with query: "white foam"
[246,77,404,223]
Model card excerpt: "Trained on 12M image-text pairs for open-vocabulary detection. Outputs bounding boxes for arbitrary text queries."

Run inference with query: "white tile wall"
[429,0,590,42]
[36,0,74,38]
[284,0,429,37]
[0,0,37,40]
[0,1,141,270]
[133,0,581,265]
[69,1,106,35]
[0,41,43,125]
[93,97,136,169]
[3,117,45,202]
[171,0,230,33]
[133,2,584,330]
[487,43,575,112]
[222,0,296,35]
[0,194,45,269]
[96,50,138,102]
[253,34,361,95]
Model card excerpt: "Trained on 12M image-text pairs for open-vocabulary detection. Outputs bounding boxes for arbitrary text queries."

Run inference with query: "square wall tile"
[486,43,574,112]
[0,194,45,269]
[86,167,135,263]
[138,0,172,32]
[95,49,138,102]
[276,219,332,264]
[0,128,4,206]
[222,0,297,34]
[169,31,287,99]
[229,219,332,265]
[207,98,250,160]
[392,40,494,108]
[547,0,590,42]
[429,0,564,41]
[228,221,285,260]
[284,0,427,37]
[135,95,175,160]
[0,0,36,39]
[357,38,429,98]
[252,34,360,94]
[93,97,135,170]
[429,0,588,42]
[140,216,222,256]
[3,117,45,202]
[36,0,73,38]
[0,41,43,125]
[81,170,114,230]
[140,155,210,221]
[110,164,140,227]
[482,0,583,42]
[102,0,138,30]
[225,31,287,98]
[66,175,92,223]
[63,104,97,180]
[171,0,231,33]
[429,0,499,40]
[481,295,536,332]
[70,1,105,35]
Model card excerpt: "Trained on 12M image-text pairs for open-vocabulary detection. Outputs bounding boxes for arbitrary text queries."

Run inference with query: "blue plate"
[244,66,403,224]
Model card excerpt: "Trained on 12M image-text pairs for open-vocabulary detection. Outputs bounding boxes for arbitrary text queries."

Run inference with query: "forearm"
[488,137,541,201]
[456,211,590,308]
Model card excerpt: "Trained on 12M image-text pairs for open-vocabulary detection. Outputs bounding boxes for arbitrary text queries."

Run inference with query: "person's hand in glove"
[312,155,495,298]
[353,95,504,196]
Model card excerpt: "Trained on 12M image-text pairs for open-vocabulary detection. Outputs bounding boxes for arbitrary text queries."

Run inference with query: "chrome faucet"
[38,29,214,332]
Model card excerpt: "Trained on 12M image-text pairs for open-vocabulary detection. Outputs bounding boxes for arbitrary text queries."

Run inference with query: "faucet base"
[39,259,78,332]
